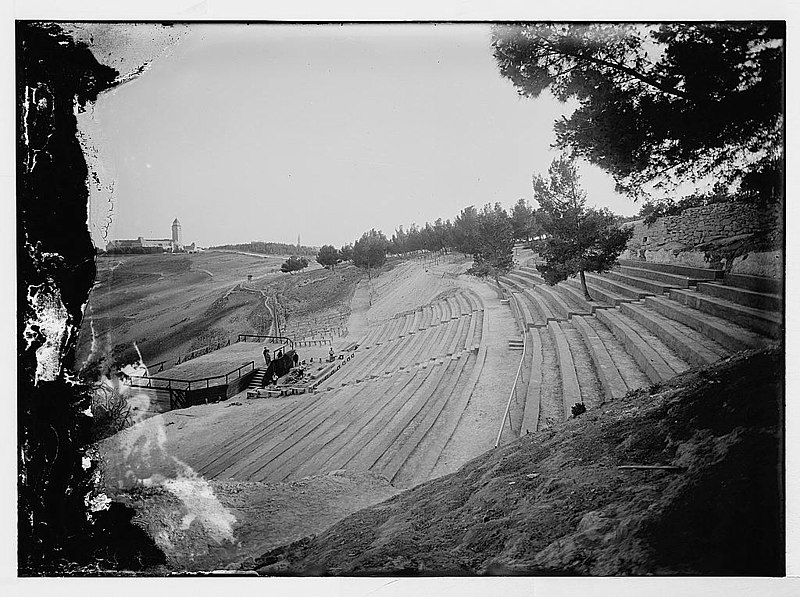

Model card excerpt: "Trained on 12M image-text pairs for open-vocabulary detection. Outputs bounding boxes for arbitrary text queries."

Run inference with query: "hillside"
[76,251,357,376]
[251,347,783,576]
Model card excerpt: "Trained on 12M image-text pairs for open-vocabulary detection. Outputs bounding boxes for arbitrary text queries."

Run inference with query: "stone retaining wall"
[619,201,782,276]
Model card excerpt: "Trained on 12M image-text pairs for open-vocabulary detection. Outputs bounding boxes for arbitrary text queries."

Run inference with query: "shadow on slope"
[252,347,783,576]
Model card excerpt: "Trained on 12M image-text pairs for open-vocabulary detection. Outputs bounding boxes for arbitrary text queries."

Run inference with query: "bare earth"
[98,253,520,570]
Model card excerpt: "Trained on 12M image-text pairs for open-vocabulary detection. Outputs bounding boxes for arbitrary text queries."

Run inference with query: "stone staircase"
[500,260,781,433]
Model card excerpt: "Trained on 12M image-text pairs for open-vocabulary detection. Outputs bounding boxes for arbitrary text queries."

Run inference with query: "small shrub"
[90,384,132,442]
[571,402,587,418]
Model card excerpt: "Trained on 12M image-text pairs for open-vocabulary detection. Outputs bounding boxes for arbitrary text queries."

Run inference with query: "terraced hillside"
[127,255,518,491]
[98,254,522,567]
[193,287,489,489]
[97,252,783,572]
[253,346,783,576]
[498,259,781,436]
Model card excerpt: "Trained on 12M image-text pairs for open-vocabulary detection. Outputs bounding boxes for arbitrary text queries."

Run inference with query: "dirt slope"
[103,471,399,572]
[77,251,357,375]
[77,252,286,371]
[252,347,783,576]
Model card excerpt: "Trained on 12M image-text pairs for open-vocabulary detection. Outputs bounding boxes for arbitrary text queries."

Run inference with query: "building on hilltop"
[106,217,193,253]
[172,218,183,247]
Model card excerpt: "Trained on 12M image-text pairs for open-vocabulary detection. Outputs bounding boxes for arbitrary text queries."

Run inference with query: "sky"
[85,23,638,249]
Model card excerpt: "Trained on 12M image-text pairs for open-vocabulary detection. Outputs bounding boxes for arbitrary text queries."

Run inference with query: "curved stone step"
[607,269,674,294]
[534,283,591,318]
[617,259,724,280]
[537,319,565,429]
[419,305,432,330]
[501,277,554,325]
[565,278,631,306]
[507,291,532,331]
[471,309,486,348]
[516,267,546,284]
[350,361,452,473]
[464,309,479,352]
[287,371,420,481]
[196,390,331,478]
[553,280,614,313]
[424,343,489,480]
[620,302,728,368]
[221,385,366,481]
[547,321,580,420]
[382,352,475,486]
[520,328,543,435]
[571,316,628,402]
[506,271,534,289]
[313,369,436,475]
[618,265,694,288]
[561,321,605,409]
[696,282,782,312]
[584,272,652,300]
[669,288,782,339]
[445,315,469,356]
[399,312,415,337]
[574,315,650,392]
[596,308,690,384]
[454,291,471,316]
[723,273,782,294]
[644,295,771,353]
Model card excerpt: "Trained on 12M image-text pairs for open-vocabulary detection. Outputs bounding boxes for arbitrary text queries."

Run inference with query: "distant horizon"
[81,23,643,251]
[104,195,644,252]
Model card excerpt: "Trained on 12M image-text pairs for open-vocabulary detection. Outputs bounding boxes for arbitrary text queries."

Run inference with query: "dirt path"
[430,279,518,479]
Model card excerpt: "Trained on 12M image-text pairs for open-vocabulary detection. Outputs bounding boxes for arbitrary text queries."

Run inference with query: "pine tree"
[466,203,515,286]
[533,156,633,300]
[316,245,340,271]
[492,23,783,201]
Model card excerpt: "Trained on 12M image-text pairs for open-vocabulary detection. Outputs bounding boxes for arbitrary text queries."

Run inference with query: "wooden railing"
[126,360,256,391]
[495,332,527,447]
[237,334,294,350]
[147,360,168,374]
[134,333,294,388]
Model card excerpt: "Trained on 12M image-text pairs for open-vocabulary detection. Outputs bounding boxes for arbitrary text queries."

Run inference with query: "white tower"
[171,218,183,248]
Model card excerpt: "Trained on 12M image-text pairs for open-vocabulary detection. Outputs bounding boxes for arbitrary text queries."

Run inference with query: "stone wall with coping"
[619,201,783,277]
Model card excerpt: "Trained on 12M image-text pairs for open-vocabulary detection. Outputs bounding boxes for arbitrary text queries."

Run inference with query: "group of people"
[261,346,301,387]
[258,344,343,389]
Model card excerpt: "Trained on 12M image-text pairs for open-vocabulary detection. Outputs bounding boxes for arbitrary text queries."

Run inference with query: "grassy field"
[76,251,368,377]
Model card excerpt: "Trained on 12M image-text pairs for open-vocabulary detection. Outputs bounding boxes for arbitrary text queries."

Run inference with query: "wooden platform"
[157,341,284,381]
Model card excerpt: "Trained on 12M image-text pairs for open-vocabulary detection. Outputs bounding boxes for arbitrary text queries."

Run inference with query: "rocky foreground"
[251,347,783,576]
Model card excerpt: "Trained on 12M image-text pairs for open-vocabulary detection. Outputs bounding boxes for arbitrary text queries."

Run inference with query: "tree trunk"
[579,269,593,301]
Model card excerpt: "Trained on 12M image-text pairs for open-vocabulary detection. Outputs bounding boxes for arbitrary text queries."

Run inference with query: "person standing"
[263,347,271,365]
